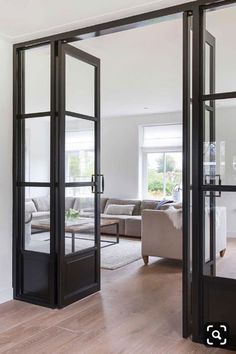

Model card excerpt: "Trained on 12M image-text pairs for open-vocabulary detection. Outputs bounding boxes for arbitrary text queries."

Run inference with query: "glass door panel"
[24,117,51,183]
[203,99,236,186]
[65,116,95,183]
[205,5,236,94]
[24,45,50,113]
[59,42,100,307]
[14,43,55,308]
[65,187,95,255]
[24,187,51,254]
[66,53,95,117]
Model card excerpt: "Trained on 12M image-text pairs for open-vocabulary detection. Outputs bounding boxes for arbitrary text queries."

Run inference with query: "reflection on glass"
[205,5,236,93]
[25,45,50,113]
[205,43,211,95]
[204,197,211,263]
[25,117,50,182]
[24,187,50,254]
[204,192,236,279]
[65,117,95,183]
[203,99,236,185]
[66,54,95,116]
[147,152,182,200]
[65,187,95,255]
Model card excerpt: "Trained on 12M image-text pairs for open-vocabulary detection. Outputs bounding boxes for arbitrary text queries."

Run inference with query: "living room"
[1,0,236,352]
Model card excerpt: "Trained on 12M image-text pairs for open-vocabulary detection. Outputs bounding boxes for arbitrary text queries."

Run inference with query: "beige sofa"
[141,203,227,265]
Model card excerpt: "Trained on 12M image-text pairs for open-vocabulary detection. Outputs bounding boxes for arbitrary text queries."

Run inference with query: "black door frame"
[58,42,101,307]
[12,0,236,345]
[192,1,236,349]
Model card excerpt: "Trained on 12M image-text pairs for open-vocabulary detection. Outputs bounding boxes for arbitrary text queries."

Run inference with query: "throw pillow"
[156,200,173,210]
[105,204,135,215]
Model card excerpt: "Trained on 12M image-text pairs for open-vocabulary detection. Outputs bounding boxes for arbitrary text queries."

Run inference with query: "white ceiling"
[70,5,236,118]
[5,1,236,118]
[74,16,183,117]
[0,0,191,42]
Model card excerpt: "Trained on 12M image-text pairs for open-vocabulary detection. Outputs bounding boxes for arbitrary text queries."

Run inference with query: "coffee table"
[31,218,120,253]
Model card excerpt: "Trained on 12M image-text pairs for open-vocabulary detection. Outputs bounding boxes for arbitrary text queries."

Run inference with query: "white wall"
[101,111,182,199]
[0,38,12,303]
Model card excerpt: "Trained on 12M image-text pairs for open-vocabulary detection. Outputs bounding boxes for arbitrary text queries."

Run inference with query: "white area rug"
[27,232,142,270]
[101,238,142,270]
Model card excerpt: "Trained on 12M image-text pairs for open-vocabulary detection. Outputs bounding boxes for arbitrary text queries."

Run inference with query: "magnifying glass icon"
[212,330,222,340]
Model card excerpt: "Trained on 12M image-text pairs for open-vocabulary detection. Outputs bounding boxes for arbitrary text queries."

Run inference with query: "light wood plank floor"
[0,257,234,353]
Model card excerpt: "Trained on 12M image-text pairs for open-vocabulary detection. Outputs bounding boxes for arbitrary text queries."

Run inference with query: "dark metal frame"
[12,0,236,347]
[192,0,236,348]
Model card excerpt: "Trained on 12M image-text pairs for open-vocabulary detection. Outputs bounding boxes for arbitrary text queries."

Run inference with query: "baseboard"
[0,288,13,304]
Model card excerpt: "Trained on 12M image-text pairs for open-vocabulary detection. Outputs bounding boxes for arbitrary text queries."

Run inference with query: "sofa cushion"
[140,200,159,212]
[100,214,126,235]
[65,197,75,211]
[104,198,141,215]
[125,217,141,237]
[32,196,50,212]
[25,200,37,214]
[32,211,50,220]
[105,204,135,216]
[156,200,173,210]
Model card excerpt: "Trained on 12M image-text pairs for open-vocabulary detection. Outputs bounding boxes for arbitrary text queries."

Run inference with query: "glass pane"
[24,187,50,254]
[65,117,95,183]
[147,153,164,199]
[24,45,50,113]
[65,187,95,255]
[24,117,50,182]
[204,192,236,279]
[165,152,182,201]
[66,54,95,116]
[205,5,236,93]
[203,99,236,185]
[147,152,182,200]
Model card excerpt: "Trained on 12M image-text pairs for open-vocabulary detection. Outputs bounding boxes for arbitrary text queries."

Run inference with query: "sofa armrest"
[141,209,182,260]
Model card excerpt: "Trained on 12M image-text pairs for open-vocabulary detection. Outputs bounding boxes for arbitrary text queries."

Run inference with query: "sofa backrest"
[73,197,94,211]
[140,200,159,213]
[32,196,50,212]
[160,202,182,211]
[101,198,108,213]
[104,198,141,215]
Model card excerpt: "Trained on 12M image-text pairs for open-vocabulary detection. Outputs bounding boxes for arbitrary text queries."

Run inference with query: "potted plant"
[65,208,80,223]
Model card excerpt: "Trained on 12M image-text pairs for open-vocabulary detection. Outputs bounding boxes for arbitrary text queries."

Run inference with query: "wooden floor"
[0,257,233,353]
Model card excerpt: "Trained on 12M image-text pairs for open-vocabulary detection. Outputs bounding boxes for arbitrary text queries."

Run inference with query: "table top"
[32,217,119,233]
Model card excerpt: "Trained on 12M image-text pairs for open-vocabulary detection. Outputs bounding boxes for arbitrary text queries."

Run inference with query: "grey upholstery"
[125,217,141,237]
[140,200,159,213]
[27,195,173,239]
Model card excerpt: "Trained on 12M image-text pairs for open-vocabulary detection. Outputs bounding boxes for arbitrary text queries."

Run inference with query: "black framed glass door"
[192,3,236,348]
[58,43,101,307]
[13,43,56,307]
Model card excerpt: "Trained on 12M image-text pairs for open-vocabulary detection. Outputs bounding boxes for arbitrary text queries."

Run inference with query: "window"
[140,124,182,200]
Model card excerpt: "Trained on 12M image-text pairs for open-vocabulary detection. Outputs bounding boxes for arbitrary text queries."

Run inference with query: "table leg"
[116,223,119,244]
[72,232,75,253]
